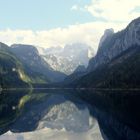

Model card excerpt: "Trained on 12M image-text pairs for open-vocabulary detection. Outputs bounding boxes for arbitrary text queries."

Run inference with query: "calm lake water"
[0,89,140,140]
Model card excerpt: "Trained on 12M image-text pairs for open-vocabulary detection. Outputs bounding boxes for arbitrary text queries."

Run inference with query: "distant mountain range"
[38,43,94,75]
[0,42,93,88]
[1,17,140,89]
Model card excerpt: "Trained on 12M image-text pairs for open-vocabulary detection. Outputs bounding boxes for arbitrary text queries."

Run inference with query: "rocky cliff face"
[88,17,140,71]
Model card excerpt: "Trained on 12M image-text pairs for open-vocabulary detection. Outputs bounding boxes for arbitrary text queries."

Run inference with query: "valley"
[0,17,140,140]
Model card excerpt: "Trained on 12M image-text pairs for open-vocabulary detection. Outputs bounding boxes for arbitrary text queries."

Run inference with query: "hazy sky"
[0,0,140,51]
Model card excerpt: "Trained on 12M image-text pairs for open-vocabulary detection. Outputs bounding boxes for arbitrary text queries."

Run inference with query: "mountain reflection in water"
[0,89,140,140]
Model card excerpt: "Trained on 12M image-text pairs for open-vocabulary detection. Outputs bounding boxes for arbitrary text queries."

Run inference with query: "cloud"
[71,4,85,12]
[85,0,140,22]
[71,5,79,11]
[0,21,127,52]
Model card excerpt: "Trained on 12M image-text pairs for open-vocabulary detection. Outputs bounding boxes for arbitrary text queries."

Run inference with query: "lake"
[0,89,140,140]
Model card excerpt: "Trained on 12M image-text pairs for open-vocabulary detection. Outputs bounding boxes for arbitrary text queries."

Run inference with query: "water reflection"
[77,89,140,140]
[0,90,27,135]
[0,89,140,140]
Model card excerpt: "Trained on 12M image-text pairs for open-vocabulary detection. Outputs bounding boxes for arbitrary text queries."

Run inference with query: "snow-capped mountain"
[39,43,94,75]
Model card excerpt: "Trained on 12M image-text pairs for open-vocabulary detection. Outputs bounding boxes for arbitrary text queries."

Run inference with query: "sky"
[0,0,140,51]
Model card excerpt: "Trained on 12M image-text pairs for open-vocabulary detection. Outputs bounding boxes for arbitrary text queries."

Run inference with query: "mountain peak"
[129,16,140,26]
[99,28,114,48]
[104,28,114,34]
[11,44,39,55]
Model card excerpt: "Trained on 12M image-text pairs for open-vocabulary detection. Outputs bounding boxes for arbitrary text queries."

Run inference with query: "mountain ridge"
[66,17,140,88]
[88,17,140,72]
